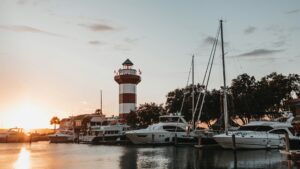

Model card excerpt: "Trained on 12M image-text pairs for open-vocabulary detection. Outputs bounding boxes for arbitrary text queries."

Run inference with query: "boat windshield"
[159,117,182,123]
[238,125,273,132]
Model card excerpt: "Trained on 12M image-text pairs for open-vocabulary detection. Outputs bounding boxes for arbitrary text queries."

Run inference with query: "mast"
[192,55,195,119]
[191,55,195,129]
[220,20,228,134]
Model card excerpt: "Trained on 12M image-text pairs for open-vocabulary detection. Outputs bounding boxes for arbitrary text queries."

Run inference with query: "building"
[288,98,300,132]
[59,118,73,130]
[114,59,141,120]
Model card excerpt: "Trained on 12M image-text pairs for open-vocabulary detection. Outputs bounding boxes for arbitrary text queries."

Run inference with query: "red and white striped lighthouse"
[114,59,141,120]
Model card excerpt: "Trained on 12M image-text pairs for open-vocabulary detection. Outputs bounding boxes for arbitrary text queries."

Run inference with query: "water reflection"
[1,143,300,169]
[14,146,31,169]
[119,146,293,169]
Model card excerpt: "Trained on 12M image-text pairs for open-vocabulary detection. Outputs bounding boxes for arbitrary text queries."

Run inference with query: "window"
[269,129,288,134]
[238,126,273,132]
[163,126,185,132]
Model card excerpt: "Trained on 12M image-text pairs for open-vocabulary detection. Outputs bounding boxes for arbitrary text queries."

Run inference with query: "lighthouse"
[114,59,141,120]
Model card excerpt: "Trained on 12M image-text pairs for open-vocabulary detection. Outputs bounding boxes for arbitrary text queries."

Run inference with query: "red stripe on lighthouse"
[119,93,136,103]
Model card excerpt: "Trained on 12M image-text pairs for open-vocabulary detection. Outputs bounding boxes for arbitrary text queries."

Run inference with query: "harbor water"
[0,142,298,169]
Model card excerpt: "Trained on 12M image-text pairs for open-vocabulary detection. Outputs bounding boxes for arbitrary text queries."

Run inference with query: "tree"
[94,108,102,115]
[50,116,60,132]
[137,103,165,127]
[127,111,139,128]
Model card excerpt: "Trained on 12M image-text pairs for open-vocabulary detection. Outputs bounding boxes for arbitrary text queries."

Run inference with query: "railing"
[117,69,137,75]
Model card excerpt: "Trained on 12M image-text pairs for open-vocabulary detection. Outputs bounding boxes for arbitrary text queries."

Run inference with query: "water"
[0,142,298,169]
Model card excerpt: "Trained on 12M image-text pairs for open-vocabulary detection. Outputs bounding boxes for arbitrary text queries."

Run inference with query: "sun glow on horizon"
[1,101,52,130]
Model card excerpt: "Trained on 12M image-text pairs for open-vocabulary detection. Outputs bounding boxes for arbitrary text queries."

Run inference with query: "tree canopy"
[165,72,300,126]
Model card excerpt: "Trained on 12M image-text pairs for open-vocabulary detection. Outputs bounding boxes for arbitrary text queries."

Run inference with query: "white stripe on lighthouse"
[119,103,136,114]
[119,84,136,94]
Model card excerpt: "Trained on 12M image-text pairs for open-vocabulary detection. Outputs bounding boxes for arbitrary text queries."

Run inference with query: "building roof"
[122,59,133,66]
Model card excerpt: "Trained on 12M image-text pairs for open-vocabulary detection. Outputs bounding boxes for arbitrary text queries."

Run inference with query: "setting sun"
[2,101,52,130]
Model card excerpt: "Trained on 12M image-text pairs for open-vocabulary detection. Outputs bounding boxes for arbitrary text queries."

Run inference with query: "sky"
[0,0,299,129]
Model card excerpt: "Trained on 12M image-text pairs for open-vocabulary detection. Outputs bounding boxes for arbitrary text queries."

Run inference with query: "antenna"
[100,90,102,114]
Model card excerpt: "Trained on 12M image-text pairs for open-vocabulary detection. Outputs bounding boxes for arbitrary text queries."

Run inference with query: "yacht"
[48,129,75,143]
[213,114,295,149]
[0,128,29,143]
[125,114,196,145]
[79,119,130,144]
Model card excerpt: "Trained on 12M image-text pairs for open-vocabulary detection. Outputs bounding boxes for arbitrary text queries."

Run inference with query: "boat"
[79,118,130,144]
[0,128,29,143]
[213,115,295,149]
[48,129,75,143]
[125,114,196,145]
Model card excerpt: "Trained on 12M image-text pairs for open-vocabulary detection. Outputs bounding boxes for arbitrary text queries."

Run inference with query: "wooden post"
[285,132,290,152]
[175,134,178,145]
[29,134,32,144]
[232,134,236,151]
[232,134,237,168]
[198,136,202,146]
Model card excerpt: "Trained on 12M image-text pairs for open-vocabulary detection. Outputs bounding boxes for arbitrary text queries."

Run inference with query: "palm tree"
[50,116,60,132]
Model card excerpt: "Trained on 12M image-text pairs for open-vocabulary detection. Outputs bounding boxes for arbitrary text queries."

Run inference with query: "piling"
[232,134,237,169]
[285,133,290,152]
[198,136,202,146]
[232,134,236,151]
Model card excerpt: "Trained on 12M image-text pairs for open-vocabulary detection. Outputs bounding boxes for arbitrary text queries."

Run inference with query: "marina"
[1,1,300,169]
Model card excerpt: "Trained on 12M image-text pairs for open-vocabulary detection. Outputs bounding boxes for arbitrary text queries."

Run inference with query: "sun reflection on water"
[14,147,31,169]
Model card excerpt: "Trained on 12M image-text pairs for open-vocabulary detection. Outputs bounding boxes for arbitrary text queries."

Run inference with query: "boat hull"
[126,131,195,145]
[214,133,285,149]
[48,135,74,143]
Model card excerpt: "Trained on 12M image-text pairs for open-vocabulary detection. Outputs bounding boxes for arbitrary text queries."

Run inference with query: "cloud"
[286,9,300,14]
[88,40,105,45]
[203,36,216,45]
[0,25,64,37]
[79,23,115,31]
[203,36,229,46]
[237,49,285,57]
[244,26,256,34]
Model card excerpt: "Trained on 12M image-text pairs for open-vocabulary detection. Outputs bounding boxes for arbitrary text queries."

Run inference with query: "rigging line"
[179,58,193,113]
[192,25,221,125]
[197,26,220,122]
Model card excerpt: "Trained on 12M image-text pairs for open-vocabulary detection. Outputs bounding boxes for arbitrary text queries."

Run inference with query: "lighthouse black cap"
[122,59,134,66]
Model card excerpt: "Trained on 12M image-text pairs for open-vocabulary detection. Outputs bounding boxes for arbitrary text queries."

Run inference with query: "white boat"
[79,119,130,144]
[125,114,196,145]
[213,115,295,149]
[48,130,75,143]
